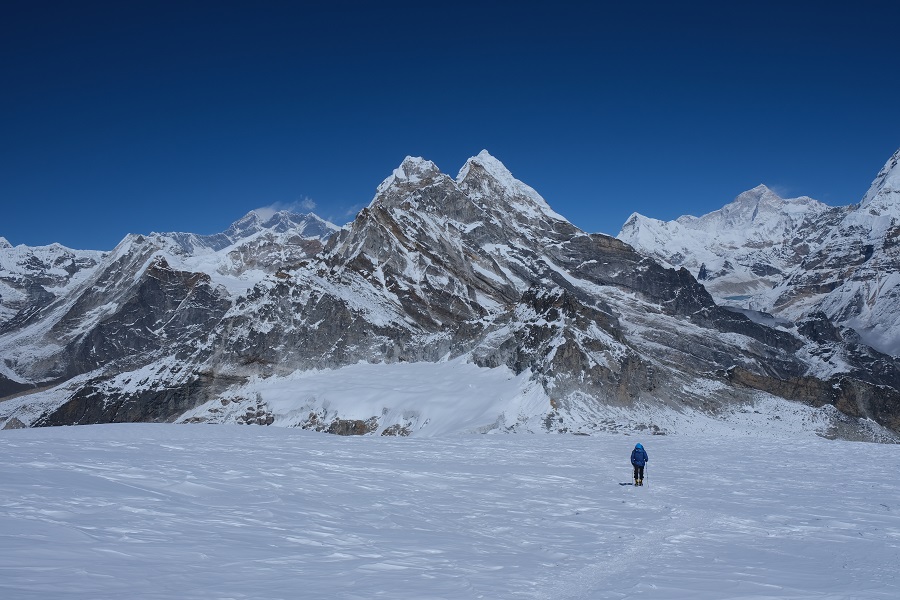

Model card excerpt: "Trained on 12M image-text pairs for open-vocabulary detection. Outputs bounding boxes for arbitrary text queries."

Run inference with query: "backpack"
[632,448,645,466]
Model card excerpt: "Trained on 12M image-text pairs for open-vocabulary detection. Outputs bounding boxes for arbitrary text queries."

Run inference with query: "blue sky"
[2,1,899,250]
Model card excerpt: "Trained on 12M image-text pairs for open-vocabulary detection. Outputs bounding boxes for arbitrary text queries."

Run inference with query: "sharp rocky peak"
[456,150,516,187]
[859,146,900,210]
[374,156,445,198]
[456,150,562,217]
[369,150,568,230]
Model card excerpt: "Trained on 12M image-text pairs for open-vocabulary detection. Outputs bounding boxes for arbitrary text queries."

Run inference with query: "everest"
[1,150,899,440]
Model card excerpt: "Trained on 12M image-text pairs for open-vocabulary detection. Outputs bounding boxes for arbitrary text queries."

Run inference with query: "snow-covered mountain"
[0,239,106,329]
[619,148,900,357]
[617,185,846,310]
[0,212,337,400]
[776,149,900,355]
[2,151,899,440]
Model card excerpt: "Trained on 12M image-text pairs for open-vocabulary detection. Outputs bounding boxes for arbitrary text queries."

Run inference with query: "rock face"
[619,148,900,358]
[2,151,899,439]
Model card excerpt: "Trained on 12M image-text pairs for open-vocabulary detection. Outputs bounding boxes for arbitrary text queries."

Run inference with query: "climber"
[631,443,648,486]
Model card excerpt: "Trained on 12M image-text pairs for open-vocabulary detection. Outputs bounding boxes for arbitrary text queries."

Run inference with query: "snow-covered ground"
[1,424,898,599]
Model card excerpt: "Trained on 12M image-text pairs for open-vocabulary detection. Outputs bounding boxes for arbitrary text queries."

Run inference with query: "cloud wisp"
[253,197,317,221]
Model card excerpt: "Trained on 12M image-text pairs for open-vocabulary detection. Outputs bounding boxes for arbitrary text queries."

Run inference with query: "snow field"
[179,358,549,436]
[1,424,898,599]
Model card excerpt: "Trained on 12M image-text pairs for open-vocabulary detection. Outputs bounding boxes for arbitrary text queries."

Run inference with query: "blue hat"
[635,443,643,449]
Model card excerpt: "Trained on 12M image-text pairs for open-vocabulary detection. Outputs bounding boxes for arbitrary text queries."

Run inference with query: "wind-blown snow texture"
[1,423,898,599]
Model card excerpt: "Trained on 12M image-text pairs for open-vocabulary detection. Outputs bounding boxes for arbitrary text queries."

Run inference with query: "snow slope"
[0,424,897,600]
[176,357,551,436]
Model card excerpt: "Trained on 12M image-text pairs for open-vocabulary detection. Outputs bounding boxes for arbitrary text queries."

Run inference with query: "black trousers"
[633,465,644,480]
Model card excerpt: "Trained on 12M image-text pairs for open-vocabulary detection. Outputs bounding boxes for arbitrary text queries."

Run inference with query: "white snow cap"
[369,150,568,222]
[374,156,441,198]
[860,147,900,210]
[0,237,11,249]
[457,150,567,220]
[456,150,542,202]
[456,150,514,182]
[733,184,780,202]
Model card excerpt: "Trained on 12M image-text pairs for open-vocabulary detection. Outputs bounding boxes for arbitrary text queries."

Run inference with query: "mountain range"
[619,148,900,357]
[2,149,899,440]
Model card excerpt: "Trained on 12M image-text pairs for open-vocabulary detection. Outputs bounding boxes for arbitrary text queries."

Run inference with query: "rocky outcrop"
[32,371,247,427]
[2,416,26,430]
[723,367,900,433]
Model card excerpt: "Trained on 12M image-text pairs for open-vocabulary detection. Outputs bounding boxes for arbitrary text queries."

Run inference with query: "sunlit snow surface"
[1,425,898,599]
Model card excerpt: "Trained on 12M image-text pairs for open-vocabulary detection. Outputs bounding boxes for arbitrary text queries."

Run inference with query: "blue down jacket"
[630,444,648,467]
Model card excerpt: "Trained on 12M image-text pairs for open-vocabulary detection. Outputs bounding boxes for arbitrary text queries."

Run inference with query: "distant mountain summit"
[0,210,337,400]
[618,185,842,308]
[618,147,900,357]
[1,151,898,440]
[159,210,339,255]
[0,240,106,328]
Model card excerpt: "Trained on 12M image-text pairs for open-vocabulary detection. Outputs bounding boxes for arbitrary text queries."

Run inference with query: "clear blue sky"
[2,0,899,250]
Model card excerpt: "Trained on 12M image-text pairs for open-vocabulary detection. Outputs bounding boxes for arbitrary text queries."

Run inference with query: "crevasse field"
[2,424,898,600]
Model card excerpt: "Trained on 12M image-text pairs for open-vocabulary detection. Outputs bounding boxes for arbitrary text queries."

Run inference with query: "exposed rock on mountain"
[0,212,336,399]
[2,152,898,440]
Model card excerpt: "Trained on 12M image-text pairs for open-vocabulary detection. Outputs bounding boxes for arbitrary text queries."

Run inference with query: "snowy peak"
[825,147,900,246]
[456,150,565,222]
[227,211,263,236]
[722,184,784,221]
[255,211,338,237]
[617,183,842,315]
[367,151,570,229]
[676,185,827,233]
[373,156,445,199]
[456,150,520,190]
[859,146,900,211]
[860,149,900,208]
[618,146,900,357]
[617,213,669,253]
[157,210,339,255]
[726,183,782,208]
[224,209,338,241]
[0,237,11,250]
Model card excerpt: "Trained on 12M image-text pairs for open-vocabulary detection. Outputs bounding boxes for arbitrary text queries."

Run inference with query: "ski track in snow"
[0,424,898,600]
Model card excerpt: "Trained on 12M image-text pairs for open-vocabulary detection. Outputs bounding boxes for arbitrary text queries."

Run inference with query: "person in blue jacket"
[631,443,648,486]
